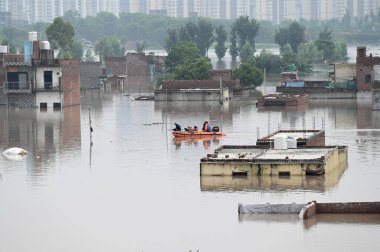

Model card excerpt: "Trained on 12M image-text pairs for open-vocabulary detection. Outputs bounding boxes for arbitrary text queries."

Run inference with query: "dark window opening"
[53,102,61,110]
[279,171,291,176]
[40,102,47,111]
[7,72,28,89]
[44,71,53,89]
[232,171,248,177]
[365,74,371,84]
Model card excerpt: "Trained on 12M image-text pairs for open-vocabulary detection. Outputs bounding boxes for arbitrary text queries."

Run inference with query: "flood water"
[1,87,380,252]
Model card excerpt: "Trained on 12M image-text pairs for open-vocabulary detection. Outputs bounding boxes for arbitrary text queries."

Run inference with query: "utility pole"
[89,107,93,167]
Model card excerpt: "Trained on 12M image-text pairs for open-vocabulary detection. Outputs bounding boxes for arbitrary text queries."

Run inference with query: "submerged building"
[0,32,80,109]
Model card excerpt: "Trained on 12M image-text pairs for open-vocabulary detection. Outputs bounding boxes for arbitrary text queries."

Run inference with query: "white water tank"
[41,41,50,50]
[28,31,38,41]
[0,45,8,53]
[274,135,287,150]
[287,136,297,149]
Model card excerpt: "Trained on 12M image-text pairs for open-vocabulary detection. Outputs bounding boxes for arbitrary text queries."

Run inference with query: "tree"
[229,26,239,61]
[254,49,282,74]
[214,24,227,60]
[239,42,255,63]
[195,19,214,56]
[173,57,212,80]
[71,40,83,59]
[165,28,178,52]
[95,37,125,57]
[315,27,335,61]
[233,63,263,87]
[0,39,16,54]
[275,21,305,53]
[46,17,75,52]
[280,44,296,69]
[178,21,198,42]
[297,42,322,72]
[165,41,201,70]
[136,41,146,53]
[333,40,348,61]
[232,16,260,51]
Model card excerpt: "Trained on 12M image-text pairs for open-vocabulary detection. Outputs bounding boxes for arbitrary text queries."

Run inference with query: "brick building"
[80,62,102,89]
[356,46,380,92]
[1,38,81,109]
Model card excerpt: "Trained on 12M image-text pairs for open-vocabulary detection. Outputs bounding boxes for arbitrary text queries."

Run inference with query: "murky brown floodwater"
[1,87,380,252]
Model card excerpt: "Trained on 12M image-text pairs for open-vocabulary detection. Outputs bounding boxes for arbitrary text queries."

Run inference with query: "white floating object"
[2,147,28,160]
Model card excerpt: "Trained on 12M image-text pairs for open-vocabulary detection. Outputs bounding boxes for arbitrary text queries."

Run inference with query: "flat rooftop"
[206,145,336,163]
[259,130,323,141]
[268,132,315,140]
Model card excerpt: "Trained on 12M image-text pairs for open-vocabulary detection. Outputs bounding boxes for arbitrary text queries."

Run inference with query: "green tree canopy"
[46,17,75,51]
[254,49,282,74]
[165,28,178,52]
[214,24,227,60]
[229,26,239,61]
[315,27,335,61]
[280,44,296,69]
[230,16,260,59]
[239,42,255,63]
[195,19,214,56]
[233,63,263,87]
[95,37,125,57]
[165,41,201,70]
[297,41,322,72]
[173,57,212,80]
[275,21,305,53]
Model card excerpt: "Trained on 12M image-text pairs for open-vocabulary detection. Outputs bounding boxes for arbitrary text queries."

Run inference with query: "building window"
[44,71,53,89]
[365,74,371,84]
[53,103,61,110]
[40,102,47,111]
[7,72,28,89]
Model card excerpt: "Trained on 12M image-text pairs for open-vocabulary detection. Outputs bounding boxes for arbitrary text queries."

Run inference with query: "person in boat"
[202,121,209,132]
[173,123,181,131]
[193,126,198,132]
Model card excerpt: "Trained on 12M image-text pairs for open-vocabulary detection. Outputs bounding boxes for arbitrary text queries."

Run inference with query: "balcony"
[35,82,61,92]
[4,81,32,94]
[33,59,59,67]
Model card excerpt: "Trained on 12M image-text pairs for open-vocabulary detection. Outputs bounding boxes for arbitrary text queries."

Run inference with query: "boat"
[172,131,225,138]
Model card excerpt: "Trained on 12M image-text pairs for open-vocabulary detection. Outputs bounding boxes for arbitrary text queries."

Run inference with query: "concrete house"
[1,32,80,109]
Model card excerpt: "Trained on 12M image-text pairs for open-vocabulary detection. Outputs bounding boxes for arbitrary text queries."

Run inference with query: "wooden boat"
[172,131,225,138]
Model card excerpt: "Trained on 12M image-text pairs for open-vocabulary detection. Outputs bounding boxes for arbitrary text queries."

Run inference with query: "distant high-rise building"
[120,0,130,13]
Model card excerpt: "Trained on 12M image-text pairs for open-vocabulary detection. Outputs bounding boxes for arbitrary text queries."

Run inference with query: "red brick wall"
[0,54,24,88]
[60,59,81,106]
[356,46,380,91]
[105,57,126,76]
[356,65,374,91]
[317,202,380,214]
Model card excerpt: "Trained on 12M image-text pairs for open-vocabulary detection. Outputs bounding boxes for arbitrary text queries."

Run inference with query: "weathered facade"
[155,78,239,101]
[200,145,348,177]
[1,41,80,109]
[80,62,102,89]
[356,46,380,92]
[104,53,165,92]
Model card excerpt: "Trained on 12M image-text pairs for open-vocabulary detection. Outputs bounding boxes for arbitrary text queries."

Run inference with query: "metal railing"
[33,59,59,67]
[35,82,61,92]
[4,81,31,93]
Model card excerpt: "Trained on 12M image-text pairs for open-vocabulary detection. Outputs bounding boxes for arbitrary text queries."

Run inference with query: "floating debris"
[2,147,28,161]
